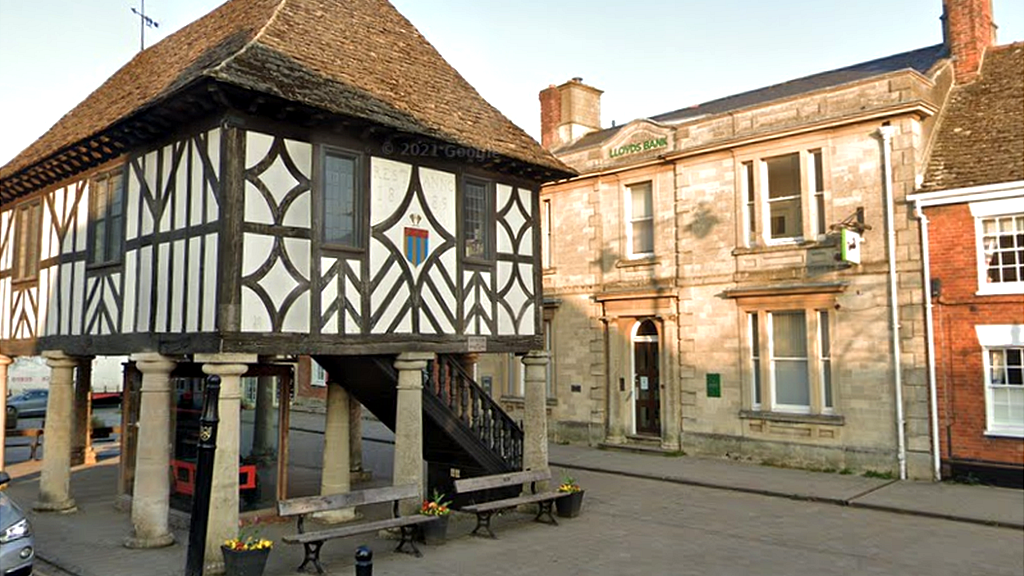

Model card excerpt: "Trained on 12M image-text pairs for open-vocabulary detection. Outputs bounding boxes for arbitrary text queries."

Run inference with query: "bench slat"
[453,469,551,494]
[460,491,564,514]
[278,484,420,517]
[281,515,435,544]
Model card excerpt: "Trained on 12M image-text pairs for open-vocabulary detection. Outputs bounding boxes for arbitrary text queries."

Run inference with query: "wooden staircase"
[311,354,523,498]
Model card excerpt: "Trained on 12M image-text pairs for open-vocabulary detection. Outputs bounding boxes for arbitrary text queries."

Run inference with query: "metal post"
[355,546,373,576]
[185,376,221,576]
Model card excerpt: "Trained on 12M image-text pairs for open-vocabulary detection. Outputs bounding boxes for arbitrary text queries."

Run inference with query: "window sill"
[976,284,1024,296]
[542,267,557,276]
[10,277,39,288]
[321,244,365,257]
[87,260,123,272]
[984,429,1024,439]
[616,256,658,269]
[740,410,845,426]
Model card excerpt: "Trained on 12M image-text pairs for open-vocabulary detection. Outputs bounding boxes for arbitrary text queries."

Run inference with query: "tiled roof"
[919,43,1024,192]
[555,44,947,155]
[0,0,572,189]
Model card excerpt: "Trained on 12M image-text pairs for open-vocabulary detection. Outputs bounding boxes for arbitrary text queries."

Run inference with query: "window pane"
[812,151,824,193]
[323,153,357,246]
[749,313,761,406]
[772,311,807,357]
[631,183,652,218]
[743,162,756,244]
[776,360,810,406]
[766,153,800,199]
[981,215,1024,284]
[632,220,654,254]
[628,182,653,254]
[770,198,802,239]
[464,180,487,259]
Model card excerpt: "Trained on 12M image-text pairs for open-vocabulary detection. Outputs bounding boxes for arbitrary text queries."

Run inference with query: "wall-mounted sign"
[609,137,668,159]
[467,336,487,352]
[706,373,721,398]
[841,229,862,265]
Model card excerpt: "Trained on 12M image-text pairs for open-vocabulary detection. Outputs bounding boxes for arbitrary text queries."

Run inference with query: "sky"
[1,0,1022,167]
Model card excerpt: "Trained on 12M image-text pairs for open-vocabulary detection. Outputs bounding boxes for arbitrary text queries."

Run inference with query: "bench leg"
[395,525,422,558]
[297,541,326,575]
[470,512,497,539]
[534,500,558,526]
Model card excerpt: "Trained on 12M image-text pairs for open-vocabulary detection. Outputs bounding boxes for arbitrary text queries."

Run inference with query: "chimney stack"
[942,0,996,83]
[539,78,602,150]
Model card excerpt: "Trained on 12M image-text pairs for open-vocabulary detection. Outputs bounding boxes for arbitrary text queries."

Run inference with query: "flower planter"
[420,514,449,545]
[555,490,584,518]
[221,545,271,576]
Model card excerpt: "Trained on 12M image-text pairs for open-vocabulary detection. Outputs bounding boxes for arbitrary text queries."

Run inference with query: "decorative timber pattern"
[0,210,9,340]
[495,185,535,336]
[319,256,362,335]
[123,128,222,335]
[240,132,312,333]
[42,182,87,337]
[369,158,457,335]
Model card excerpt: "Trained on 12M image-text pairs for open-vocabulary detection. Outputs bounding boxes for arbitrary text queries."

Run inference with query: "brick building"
[908,43,1023,486]
[479,0,1019,480]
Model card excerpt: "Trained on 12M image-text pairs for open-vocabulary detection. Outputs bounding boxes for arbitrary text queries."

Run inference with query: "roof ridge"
[208,0,288,77]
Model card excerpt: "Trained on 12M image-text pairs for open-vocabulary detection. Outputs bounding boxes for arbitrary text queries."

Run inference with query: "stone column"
[199,354,253,576]
[661,316,681,452]
[72,357,96,466]
[252,375,276,460]
[315,381,356,523]
[349,400,368,482]
[36,351,78,513]
[393,352,432,515]
[0,355,12,471]
[522,351,551,485]
[124,353,176,548]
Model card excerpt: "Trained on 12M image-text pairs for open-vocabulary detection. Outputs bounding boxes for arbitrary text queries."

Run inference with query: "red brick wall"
[926,203,1024,466]
[539,85,561,150]
[295,355,326,401]
[943,0,995,84]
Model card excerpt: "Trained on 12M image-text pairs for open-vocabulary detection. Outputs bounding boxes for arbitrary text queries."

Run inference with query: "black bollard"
[355,545,373,576]
[184,376,221,576]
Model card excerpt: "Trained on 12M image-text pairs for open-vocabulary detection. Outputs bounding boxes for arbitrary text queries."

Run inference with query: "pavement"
[2,409,1021,576]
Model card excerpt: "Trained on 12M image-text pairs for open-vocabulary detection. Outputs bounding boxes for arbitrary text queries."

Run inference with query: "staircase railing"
[425,355,523,470]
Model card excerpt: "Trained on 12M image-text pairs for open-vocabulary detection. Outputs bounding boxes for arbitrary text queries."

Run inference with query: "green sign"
[609,137,668,159]
[706,373,721,398]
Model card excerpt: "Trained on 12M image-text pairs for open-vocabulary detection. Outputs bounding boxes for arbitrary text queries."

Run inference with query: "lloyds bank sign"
[609,137,668,159]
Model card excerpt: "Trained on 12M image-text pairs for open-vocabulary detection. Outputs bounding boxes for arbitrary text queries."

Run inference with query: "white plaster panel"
[123,250,137,333]
[245,181,275,225]
[71,260,85,336]
[0,277,9,340]
[137,245,152,333]
[284,237,310,284]
[175,147,189,230]
[519,302,535,335]
[282,292,310,333]
[127,164,140,240]
[171,239,186,332]
[257,242,300,319]
[246,131,274,172]
[59,262,73,335]
[426,266,454,332]
[44,267,56,336]
[344,259,362,334]
[155,243,169,332]
[381,191,438,283]
[0,211,10,271]
[283,190,311,229]
[142,151,157,237]
[160,145,175,232]
[36,266,50,337]
[85,278,101,336]
[74,183,88,252]
[320,257,339,334]
[419,287,439,335]
[40,192,55,260]
[419,167,456,234]
[371,157,412,226]
[242,233,274,277]
[206,128,221,224]
[191,143,206,227]
[202,233,218,331]
[369,237,388,286]
[285,139,311,179]
[187,237,202,333]
[371,263,405,334]
[260,151,300,208]
[517,188,533,257]
[241,286,272,332]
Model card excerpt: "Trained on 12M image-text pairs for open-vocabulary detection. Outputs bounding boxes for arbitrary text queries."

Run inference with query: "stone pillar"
[349,400,368,482]
[316,381,356,523]
[393,352,432,515]
[72,357,96,466]
[0,355,12,471]
[661,316,681,452]
[199,354,253,576]
[36,351,78,513]
[522,351,551,484]
[605,320,627,444]
[252,375,275,460]
[124,353,176,548]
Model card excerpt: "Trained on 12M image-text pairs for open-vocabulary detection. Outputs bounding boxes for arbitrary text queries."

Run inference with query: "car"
[0,471,35,576]
[6,389,48,421]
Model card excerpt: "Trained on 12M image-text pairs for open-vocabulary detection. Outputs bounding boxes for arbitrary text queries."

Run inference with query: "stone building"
[0,0,569,573]
[480,0,1016,480]
[908,43,1023,487]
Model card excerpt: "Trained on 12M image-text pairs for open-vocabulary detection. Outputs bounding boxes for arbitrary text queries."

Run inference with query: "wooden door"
[633,321,660,436]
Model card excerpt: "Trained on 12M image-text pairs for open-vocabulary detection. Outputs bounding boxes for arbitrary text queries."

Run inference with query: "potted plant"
[555,474,584,518]
[418,490,452,545]
[221,519,273,576]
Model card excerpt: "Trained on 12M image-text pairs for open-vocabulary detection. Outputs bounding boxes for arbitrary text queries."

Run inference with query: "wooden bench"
[277,484,435,574]
[453,469,565,538]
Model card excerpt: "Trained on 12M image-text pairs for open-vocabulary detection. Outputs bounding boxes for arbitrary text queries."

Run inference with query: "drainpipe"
[913,201,942,481]
[879,125,907,480]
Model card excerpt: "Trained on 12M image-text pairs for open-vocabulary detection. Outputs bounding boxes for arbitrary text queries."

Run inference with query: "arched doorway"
[631,319,660,436]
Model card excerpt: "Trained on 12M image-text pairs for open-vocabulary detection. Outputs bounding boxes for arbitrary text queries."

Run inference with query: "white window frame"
[625,181,654,259]
[977,324,1024,438]
[971,199,1024,295]
[739,147,828,247]
[767,310,811,414]
[311,359,327,388]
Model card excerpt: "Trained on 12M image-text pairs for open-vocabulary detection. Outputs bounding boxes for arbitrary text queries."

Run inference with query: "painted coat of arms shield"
[404,227,429,266]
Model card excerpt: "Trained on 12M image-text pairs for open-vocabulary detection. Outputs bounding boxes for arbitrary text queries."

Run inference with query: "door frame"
[629,319,661,437]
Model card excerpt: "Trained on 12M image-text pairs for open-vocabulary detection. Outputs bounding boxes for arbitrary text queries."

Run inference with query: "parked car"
[6,389,48,420]
[0,471,35,576]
